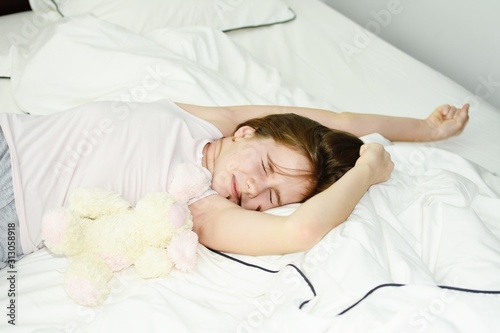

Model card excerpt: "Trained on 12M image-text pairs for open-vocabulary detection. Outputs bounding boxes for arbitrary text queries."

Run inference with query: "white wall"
[319,0,500,110]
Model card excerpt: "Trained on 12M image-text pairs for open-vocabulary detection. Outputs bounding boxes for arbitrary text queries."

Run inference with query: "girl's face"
[205,126,312,211]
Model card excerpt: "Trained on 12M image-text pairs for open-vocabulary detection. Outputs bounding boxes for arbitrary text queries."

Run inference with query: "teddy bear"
[41,163,212,307]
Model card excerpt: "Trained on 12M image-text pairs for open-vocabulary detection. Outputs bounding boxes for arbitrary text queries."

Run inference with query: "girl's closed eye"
[261,159,275,205]
[262,160,268,175]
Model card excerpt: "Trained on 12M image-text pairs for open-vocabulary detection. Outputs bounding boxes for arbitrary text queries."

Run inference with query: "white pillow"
[29,0,296,33]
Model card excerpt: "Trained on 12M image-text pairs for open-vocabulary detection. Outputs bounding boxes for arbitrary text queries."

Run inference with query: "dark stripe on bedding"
[222,8,297,33]
[49,0,64,17]
[337,283,500,316]
[207,248,317,308]
[207,248,279,273]
[337,283,405,316]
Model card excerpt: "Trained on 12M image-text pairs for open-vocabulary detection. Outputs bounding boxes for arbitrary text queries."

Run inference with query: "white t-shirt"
[0,99,222,254]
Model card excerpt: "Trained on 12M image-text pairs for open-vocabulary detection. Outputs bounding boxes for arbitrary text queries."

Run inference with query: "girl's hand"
[424,104,469,141]
[355,143,394,185]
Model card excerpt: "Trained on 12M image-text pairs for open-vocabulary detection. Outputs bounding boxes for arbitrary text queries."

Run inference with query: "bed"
[1,0,499,332]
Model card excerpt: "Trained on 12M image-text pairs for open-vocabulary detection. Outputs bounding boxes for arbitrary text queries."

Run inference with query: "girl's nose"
[246,177,264,198]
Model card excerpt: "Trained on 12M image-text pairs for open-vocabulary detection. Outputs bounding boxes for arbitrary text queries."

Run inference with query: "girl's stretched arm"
[178,103,469,142]
[189,143,393,256]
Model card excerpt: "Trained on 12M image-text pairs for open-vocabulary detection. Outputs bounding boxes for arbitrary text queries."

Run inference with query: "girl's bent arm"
[190,143,393,255]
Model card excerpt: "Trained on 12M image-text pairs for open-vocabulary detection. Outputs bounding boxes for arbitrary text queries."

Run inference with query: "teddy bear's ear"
[41,208,84,256]
[168,163,212,203]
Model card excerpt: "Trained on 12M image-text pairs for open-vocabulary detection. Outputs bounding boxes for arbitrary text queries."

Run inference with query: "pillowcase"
[29,0,296,33]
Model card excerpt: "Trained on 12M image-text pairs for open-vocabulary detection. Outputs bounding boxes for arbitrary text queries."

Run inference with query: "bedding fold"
[8,14,333,116]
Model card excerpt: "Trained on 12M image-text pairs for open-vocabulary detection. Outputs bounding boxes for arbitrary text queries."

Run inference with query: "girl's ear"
[233,125,256,139]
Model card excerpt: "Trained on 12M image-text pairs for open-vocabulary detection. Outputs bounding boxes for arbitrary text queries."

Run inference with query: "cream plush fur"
[41,163,212,306]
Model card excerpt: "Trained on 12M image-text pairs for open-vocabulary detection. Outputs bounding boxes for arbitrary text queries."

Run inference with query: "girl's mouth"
[231,175,241,205]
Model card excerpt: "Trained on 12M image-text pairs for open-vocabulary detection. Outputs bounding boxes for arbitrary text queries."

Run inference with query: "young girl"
[0,100,469,267]
[181,102,469,255]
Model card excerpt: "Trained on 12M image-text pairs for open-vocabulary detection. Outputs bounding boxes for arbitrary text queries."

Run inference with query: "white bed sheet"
[0,1,499,333]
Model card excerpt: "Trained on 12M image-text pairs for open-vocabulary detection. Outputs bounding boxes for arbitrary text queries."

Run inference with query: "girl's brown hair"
[236,113,363,201]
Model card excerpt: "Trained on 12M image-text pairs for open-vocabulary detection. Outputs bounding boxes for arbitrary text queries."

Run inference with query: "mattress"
[0,1,499,332]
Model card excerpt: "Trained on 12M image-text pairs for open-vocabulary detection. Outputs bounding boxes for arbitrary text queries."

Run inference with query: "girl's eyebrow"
[267,153,276,173]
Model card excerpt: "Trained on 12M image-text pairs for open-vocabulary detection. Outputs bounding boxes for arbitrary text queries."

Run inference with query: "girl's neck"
[202,138,223,175]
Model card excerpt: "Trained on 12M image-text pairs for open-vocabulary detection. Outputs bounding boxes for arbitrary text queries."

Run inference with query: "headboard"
[0,0,31,16]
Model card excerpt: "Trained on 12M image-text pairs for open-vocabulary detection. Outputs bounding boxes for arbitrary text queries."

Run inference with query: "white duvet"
[1,15,499,333]
[6,15,331,114]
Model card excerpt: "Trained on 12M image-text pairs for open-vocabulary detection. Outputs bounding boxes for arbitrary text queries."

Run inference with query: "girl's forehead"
[262,139,311,172]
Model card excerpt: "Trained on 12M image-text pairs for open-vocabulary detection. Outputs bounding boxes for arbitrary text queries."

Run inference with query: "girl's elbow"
[290,222,326,252]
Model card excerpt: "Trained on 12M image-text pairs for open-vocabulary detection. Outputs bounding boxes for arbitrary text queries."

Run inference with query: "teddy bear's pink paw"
[169,163,212,203]
[41,209,68,246]
[100,253,131,272]
[168,203,187,228]
[167,230,198,273]
[65,276,102,307]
